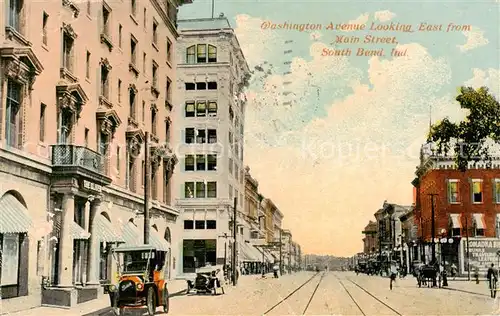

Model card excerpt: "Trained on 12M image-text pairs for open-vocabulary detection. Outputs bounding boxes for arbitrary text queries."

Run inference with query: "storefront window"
[1,234,20,286]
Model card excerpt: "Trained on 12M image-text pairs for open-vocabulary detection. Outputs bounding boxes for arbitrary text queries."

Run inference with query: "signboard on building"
[463,238,500,270]
[80,180,102,193]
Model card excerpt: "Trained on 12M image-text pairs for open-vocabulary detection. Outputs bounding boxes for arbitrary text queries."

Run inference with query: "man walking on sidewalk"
[389,261,398,290]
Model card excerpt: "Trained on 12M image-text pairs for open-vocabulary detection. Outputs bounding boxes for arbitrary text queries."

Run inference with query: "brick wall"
[414,168,500,240]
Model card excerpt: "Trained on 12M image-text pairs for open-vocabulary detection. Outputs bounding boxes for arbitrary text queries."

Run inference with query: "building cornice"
[150,0,179,39]
[0,147,52,174]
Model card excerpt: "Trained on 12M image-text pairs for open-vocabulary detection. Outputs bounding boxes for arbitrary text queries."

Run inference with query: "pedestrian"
[273,264,279,278]
[451,263,457,279]
[487,263,498,298]
[389,261,398,290]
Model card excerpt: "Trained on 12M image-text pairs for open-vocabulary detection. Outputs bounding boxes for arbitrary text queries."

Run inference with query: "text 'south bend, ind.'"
[260,21,472,58]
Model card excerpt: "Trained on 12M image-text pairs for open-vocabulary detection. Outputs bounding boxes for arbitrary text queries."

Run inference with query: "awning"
[238,241,260,262]
[473,213,486,229]
[53,220,90,240]
[264,250,275,262]
[449,213,461,229]
[0,194,32,233]
[119,221,142,247]
[94,214,124,243]
[149,228,170,251]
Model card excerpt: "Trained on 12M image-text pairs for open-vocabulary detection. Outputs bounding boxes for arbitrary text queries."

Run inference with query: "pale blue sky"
[179,1,500,256]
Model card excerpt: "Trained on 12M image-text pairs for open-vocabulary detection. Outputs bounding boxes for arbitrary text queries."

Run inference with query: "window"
[207,182,217,198]
[208,102,217,116]
[208,129,217,143]
[475,227,485,237]
[1,234,20,285]
[165,120,170,142]
[229,184,233,199]
[195,182,205,198]
[118,24,122,48]
[207,82,217,90]
[186,45,195,63]
[152,62,158,87]
[196,82,206,90]
[100,63,110,99]
[185,102,195,117]
[143,8,146,27]
[496,219,500,238]
[118,79,122,103]
[228,158,233,174]
[196,129,206,143]
[207,155,216,170]
[229,131,233,144]
[495,179,500,203]
[196,101,206,117]
[185,83,195,90]
[448,180,459,203]
[84,128,89,147]
[42,12,48,45]
[196,155,206,171]
[185,128,195,143]
[185,182,195,198]
[130,36,137,65]
[102,4,110,36]
[126,150,134,190]
[5,80,22,148]
[152,20,158,45]
[235,167,239,180]
[142,101,145,122]
[151,107,157,135]
[131,0,137,16]
[184,220,194,229]
[62,31,74,72]
[8,0,22,32]
[166,38,172,63]
[195,220,205,229]
[184,155,194,171]
[143,53,146,72]
[87,0,91,15]
[208,45,217,62]
[116,146,121,175]
[166,77,172,101]
[472,179,483,203]
[206,220,216,229]
[141,160,145,185]
[39,103,46,142]
[129,87,136,118]
[197,44,206,63]
[86,51,91,79]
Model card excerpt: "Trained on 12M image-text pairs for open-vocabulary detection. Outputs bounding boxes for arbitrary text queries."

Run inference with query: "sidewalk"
[1,279,187,316]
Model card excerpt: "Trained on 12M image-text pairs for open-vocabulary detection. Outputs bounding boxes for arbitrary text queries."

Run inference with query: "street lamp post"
[144,132,150,245]
[232,197,238,286]
[279,228,283,276]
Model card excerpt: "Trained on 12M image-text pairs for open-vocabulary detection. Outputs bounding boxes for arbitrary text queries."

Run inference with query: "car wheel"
[146,287,156,316]
[163,285,169,313]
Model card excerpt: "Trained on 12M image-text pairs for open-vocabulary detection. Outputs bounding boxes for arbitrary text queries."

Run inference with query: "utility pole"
[279,228,283,275]
[465,215,470,281]
[144,132,150,244]
[429,193,438,263]
[211,0,214,18]
[232,197,237,286]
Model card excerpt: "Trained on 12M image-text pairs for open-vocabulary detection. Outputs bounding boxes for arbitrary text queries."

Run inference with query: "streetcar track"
[333,273,403,316]
[302,271,325,314]
[263,271,324,315]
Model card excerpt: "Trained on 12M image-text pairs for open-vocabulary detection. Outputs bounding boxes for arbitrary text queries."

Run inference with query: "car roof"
[113,245,158,252]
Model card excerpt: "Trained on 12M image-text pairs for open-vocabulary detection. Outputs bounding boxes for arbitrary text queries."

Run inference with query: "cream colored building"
[172,16,249,275]
[0,0,192,312]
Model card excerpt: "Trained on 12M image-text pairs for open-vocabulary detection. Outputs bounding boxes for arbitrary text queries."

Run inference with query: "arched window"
[186,45,195,64]
[208,45,217,62]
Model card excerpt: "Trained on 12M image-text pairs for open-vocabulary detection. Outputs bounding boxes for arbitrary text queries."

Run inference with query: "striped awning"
[473,213,486,229]
[238,241,260,262]
[53,219,90,240]
[264,250,275,262]
[149,229,170,251]
[0,194,32,233]
[94,214,124,243]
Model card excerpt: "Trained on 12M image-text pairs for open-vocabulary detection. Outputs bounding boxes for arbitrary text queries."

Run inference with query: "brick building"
[412,142,500,271]
[361,221,378,254]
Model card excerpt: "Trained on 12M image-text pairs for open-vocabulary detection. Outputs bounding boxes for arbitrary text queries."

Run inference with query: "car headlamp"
[136,283,144,291]
[109,284,116,292]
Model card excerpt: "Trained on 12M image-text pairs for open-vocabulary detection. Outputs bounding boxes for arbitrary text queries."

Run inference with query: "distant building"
[362,221,378,254]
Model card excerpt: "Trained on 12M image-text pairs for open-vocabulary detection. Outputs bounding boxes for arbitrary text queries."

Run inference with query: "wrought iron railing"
[51,144,105,174]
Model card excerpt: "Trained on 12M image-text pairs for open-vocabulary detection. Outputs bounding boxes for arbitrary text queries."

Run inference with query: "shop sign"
[81,180,102,193]
[463,238,500,268]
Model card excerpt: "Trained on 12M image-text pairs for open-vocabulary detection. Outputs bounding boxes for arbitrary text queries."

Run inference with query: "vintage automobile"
[102,245,170,315]
[186,265,225,295]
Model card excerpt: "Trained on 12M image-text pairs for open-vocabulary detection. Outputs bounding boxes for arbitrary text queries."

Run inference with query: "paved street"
[8,271,498,315]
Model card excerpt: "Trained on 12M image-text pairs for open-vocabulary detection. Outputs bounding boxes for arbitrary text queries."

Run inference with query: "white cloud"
[464,68,500,97]
[374,10,396,22]
[457,26,489,52]
[340,13,370,32]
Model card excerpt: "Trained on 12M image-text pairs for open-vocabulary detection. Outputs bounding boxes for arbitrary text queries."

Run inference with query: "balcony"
[51,144,112,186]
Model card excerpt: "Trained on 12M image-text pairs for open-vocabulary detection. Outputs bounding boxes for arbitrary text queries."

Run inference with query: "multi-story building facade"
[400,206,417,273]
[281,229,292,273]
[413,142,500,273]
[374,202,410,265]
[362,220,378,254]
[0,0,192,311]
[172,16,249,274]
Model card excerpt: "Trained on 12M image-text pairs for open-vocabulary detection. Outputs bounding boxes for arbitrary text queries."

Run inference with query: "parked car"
[186,265,225,295]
